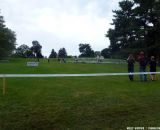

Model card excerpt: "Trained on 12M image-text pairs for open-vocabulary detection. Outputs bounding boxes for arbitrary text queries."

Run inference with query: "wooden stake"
[2,76,6,95]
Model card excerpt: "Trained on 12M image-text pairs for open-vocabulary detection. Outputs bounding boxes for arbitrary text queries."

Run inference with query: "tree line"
[13,42,68,59]
[13,42,110,59]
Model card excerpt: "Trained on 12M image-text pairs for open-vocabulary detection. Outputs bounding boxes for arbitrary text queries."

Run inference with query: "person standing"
[127,54,135,81]
[138,51,147,82]
[149,56,157,81]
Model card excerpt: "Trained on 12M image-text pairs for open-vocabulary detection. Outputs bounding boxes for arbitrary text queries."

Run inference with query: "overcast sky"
[1,0,120,57]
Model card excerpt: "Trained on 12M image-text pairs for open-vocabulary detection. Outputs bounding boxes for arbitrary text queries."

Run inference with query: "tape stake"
[2,75,6,95]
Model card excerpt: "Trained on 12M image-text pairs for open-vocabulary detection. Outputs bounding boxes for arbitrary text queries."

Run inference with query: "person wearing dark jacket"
[138,51,147,82]
[149,56,157,81]
[127,54,135,81]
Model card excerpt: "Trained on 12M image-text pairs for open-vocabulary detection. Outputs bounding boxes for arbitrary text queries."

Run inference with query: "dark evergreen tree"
[106,0,160,58]
[49,49,57,58]
[133,0,160,56]
[58,48,67,58]
[106,0,136,57]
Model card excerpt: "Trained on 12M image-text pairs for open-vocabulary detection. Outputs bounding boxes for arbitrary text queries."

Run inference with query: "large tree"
[101,48,111,58]
[79,43,94,57]
[31,41,43,59]
[106,0,160,58]
[0,11,16,59]
[14,44,34,58]
[14,44,30,58]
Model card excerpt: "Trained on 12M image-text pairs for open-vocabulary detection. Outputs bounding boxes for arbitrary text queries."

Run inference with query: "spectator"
[149,56,157,81]
[138,51,148,82]
[127,54,135,81]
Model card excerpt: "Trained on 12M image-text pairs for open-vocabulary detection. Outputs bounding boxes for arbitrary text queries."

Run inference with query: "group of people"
[127,51,157,82]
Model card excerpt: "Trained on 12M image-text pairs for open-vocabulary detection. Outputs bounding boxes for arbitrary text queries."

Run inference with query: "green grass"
[0,58,160,130]
[0,58,128,74]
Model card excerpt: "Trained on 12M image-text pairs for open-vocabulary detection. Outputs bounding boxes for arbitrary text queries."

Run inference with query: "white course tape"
[0,72,160,78]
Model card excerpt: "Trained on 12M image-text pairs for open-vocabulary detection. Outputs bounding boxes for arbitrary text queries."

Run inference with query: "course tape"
[0,72,160,78]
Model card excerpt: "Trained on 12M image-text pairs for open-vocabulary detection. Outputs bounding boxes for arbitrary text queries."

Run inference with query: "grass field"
[0,58,160,130]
